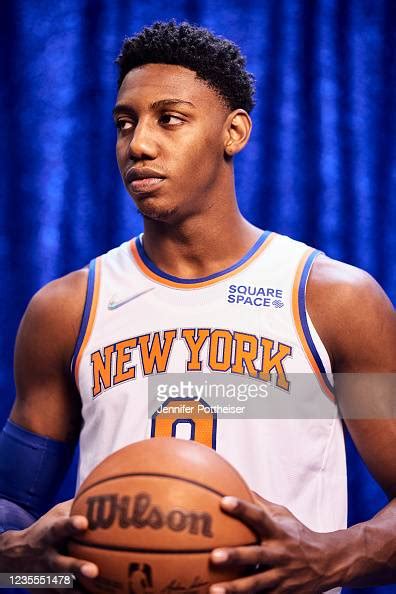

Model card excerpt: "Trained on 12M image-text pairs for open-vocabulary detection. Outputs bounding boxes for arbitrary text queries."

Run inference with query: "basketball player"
[1,21,395,593]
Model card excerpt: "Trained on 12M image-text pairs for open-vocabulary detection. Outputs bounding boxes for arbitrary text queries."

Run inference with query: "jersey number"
[151,398,217,449]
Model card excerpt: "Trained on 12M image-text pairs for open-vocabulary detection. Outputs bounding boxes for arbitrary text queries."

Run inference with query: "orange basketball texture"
[69,437,258,594]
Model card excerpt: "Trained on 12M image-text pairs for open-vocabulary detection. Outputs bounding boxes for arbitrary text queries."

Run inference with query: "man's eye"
[116,120,134,131]
[159,114,183,125]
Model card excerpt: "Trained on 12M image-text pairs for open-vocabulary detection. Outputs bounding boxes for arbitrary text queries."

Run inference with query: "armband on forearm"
[0,419,76,520]
[0,498,35,533]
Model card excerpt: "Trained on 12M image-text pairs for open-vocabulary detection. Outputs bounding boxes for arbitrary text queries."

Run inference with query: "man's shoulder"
[308,254,394,315]
[28,238,135,322]
[272,232,383,298]
[19,267,89,367]
[307,255,395,371]
[29,267,89,316]
[309,253,379,293]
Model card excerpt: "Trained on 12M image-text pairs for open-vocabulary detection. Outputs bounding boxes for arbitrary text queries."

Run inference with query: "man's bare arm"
[307,256,396,588]
[0,268,98,579]
[210,256,396,592]
[11,269,87,439]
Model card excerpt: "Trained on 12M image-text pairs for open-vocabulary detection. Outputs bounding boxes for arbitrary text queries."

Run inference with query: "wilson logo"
[86,492,214,537]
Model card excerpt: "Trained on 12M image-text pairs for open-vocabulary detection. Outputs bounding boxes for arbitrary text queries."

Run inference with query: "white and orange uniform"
[72,231,347,542]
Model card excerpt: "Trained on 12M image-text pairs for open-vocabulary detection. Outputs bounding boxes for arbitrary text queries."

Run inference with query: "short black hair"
[116,21,255,113]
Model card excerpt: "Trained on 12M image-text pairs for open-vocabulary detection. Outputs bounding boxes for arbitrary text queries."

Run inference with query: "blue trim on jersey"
[136,231,271,284]
[298,250,334,394]
[212,413,217,449]
[71,259,96,376]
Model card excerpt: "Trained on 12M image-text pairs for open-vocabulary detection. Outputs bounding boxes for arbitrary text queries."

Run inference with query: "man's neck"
[141,211,263,279]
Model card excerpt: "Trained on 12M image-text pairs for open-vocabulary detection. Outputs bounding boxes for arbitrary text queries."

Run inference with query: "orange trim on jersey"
[74,258,102,387]
[292,248,335,403]
[129,233,276,289]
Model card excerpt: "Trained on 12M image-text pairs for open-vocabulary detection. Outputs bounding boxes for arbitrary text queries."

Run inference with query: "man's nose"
[128,120,158,160]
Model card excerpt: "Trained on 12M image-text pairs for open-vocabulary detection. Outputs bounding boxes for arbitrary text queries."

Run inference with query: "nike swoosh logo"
[108,288,155,310]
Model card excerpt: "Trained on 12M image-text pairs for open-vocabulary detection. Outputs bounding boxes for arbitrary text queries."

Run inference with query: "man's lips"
[130,177,165,192]
[125,167,166,194]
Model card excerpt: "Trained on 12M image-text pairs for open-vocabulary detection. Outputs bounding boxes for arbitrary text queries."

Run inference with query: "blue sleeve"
[0,419,76,522]
[0,498,36,532]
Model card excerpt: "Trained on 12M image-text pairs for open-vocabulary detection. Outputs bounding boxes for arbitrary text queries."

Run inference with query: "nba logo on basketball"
[128,563,153,594]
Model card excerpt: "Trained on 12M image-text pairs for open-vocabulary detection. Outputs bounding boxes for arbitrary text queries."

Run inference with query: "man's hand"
[210,493,337,594]
[0,500,98,587]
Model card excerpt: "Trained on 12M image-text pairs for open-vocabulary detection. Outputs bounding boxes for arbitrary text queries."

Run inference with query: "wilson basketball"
[69,437,258,594]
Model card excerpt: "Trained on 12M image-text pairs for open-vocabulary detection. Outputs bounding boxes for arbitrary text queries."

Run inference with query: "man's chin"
[137,204,179,223]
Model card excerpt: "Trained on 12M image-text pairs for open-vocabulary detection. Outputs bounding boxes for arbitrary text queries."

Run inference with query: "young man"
[0,21,395,593]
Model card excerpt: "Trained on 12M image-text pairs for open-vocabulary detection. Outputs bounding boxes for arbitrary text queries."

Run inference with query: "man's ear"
[223,109,252,157]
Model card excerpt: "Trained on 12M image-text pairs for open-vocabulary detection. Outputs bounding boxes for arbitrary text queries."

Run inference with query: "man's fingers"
[210,569,280,594]
[43,515,89,545]
[220,496,275,535]
[48,551,98,578]
[211,544,276,567]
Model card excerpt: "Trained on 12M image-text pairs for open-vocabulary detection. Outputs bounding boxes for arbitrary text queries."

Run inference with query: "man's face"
[114,63,230,223]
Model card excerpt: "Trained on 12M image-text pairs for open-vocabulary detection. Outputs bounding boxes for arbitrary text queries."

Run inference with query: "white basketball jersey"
[72,231,347,544]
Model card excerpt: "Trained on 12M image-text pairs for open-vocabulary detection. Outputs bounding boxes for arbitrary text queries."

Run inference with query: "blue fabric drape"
[0,2,395,592]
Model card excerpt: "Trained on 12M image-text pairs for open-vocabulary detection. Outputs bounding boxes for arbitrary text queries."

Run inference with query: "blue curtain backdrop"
[0,1,395,592]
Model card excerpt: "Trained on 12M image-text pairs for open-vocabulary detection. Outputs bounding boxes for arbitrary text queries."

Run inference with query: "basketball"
[69,437,258,594]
